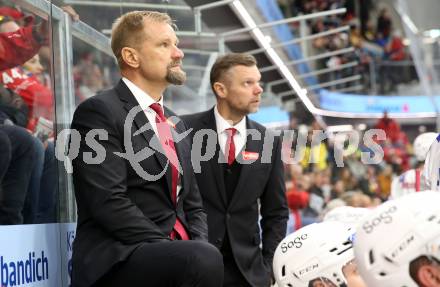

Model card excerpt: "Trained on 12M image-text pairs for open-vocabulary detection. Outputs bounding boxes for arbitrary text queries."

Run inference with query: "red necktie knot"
[150,102,164,120]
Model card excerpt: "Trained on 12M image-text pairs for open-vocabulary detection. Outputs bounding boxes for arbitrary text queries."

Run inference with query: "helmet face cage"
[274,222,355,287]
[354,192,440,287]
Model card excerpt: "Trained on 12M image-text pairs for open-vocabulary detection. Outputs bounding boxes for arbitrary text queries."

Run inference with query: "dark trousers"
[0,130,11,183]
[22,136,44,224]
[0,125,36,224]
[33,141,57,223]
[221,238,251,287]
[92,240,224,287]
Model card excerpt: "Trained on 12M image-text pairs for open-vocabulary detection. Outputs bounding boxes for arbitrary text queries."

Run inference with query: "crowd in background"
[278,0,417,94]
[282,112,427,233]
[0,1,81,225]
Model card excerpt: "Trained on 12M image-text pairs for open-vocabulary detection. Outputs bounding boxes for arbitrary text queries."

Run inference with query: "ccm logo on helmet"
[390,234,415,259]
[281,234,308,253]
[362,205,397,234]
[298,263,319,276]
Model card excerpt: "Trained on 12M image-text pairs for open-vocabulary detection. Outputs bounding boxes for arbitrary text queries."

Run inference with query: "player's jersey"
[390,169,424,199]
[423,134,440,191]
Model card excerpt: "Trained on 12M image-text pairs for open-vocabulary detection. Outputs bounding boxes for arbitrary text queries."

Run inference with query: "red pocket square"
[242,151,259,160]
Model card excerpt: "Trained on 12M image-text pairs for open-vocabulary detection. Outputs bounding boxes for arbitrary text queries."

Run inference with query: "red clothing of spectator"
[375,115,401,143]
[0,25,42,71]
[0,7,25,20]
[286,183,309,231]
[386,36,405,61]
[0,67,53,131]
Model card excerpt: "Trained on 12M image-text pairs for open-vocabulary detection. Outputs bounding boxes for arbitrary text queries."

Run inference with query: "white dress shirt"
[214,105,247,158]
[122,77,163,136]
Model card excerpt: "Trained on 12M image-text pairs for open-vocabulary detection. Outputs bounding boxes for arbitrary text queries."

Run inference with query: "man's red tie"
[225,128,237,165]
[150,103,189,240]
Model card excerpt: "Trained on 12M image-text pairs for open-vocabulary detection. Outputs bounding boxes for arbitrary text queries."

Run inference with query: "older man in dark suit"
[70,11,223,287]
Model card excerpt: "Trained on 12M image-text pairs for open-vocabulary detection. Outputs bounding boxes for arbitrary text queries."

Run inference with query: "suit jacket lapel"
[229,119,262,209]
[115,80,172,198]
[204,109,228,207]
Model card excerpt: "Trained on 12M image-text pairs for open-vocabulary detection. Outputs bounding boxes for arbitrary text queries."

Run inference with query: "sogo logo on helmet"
[362,205,397,234]
[280,234,308,253]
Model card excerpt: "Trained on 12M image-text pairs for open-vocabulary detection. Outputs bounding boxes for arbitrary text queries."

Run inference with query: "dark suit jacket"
[182,109,288,287]
[71,80,207,287]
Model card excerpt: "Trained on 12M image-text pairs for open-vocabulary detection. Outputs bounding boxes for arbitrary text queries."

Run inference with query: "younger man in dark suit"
[182,53,288,287]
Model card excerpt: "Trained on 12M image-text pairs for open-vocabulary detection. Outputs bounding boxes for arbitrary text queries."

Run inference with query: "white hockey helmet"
[273,221,355,287]
[354,191,440,287]
[413,132,437,162]
[323,206,370,227]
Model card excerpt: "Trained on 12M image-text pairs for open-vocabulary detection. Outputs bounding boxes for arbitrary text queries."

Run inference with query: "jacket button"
[226,213,231,220]
[215,238,222,244]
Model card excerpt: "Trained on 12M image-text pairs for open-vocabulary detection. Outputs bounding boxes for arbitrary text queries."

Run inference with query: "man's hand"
[61,5,80,22]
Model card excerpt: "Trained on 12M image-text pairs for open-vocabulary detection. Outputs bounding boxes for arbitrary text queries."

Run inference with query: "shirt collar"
[214,105,246,136]
[122,77,164,111]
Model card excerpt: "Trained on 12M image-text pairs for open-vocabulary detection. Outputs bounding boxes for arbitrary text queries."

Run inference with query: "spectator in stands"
[0,7,58,223]
[0,86,56,224]
[0,123,36,224]
[340,166,358,191]
[0,85,28,127]
[300,129,329,171]
[365,165,380,194]
[74,53,106,102]
[385,30,405,62]
[377,164,393,199]
[376,7,392,39]
[340,191,372,208]
[285,165,309,233]
[330,179,345,200]
[0,11,47,71]
[374,111,401,143]
[0,19,53,132]
[379,30,406,93]
[302,170,326,224]
[23,53,44,76]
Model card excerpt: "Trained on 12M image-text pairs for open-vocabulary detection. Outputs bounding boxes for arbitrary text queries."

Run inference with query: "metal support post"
[260,47,354,72]
[246,26,349,55]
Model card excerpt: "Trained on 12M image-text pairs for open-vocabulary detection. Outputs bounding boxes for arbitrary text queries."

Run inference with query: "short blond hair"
[111,11,173,68]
